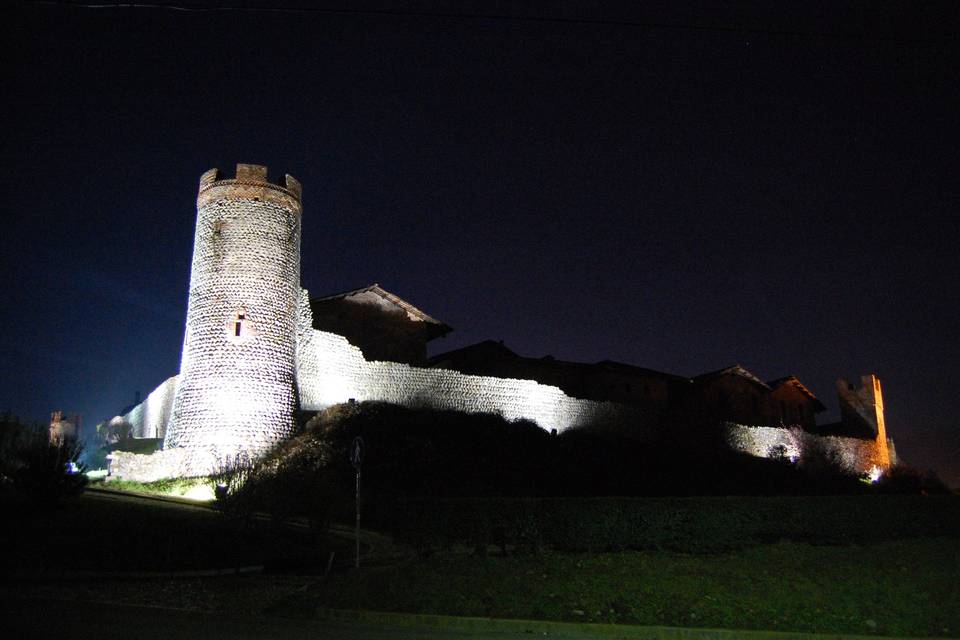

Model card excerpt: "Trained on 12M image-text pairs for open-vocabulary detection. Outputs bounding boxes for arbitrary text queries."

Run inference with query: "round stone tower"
[165,164,303,471]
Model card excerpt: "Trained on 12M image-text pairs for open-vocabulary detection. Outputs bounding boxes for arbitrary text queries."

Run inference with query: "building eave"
[768,375,827,412]
[310,282,453,338]
[693,364,772,390]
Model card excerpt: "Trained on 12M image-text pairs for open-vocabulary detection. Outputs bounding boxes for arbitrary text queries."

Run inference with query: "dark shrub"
[213,432,344,537]
[876,465,952,495]
[0,412,37,480]
[391,495,960,556]
[13,432,88,505]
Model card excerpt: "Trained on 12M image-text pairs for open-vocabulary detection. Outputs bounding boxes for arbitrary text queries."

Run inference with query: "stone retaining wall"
[724,422,892,473]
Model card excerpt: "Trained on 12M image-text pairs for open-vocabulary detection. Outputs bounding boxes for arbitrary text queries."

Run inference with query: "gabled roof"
[430,342,607,374]
[594,360,690,382]
[693,364,771,390]
[768,376,827,412]
[431,345,693,382]
[311,283,452,338]
[427,340,518,365]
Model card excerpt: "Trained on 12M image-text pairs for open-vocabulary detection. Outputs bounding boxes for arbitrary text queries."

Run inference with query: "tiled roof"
[768,375,827,412]
[311,283,452,335]
[693,364,771,390]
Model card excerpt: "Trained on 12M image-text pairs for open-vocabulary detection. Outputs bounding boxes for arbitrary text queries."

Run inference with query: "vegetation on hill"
[210,401,950,534]
[300,401,853,501]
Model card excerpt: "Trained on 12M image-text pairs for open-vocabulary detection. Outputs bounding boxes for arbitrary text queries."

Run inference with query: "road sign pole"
[355,467,361,569]
[349,436,365,570]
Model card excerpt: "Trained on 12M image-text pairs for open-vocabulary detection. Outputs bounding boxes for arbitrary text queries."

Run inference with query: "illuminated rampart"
[725,423,895,473]
[107,164,895,482]
[123,375,178,439]
[294,290,639,433]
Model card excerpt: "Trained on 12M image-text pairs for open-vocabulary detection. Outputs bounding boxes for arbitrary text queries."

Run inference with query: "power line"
[28,0,958,45]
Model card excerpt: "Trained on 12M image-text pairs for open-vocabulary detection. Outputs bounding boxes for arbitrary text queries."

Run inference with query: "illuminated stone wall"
[109,165,894,483]
[164,165,303,473]
[110,447,188,483]
[295,291,642,434]
[122,375,178,439]
[111,290,643,482]
[724,423,892,473]
[112,284,891,480]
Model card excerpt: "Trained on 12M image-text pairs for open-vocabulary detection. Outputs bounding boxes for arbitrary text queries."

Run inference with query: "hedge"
[390,495,960,556]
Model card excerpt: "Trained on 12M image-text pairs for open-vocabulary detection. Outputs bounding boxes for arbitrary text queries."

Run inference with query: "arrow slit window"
[226,308,256,344]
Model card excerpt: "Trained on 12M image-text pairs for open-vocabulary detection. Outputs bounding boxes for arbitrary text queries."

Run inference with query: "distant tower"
[837,374,893,468]
[49,411,81,442]
[165,164,303,470]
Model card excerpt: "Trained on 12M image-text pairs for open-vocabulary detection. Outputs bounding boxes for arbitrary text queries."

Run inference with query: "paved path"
[1,597,601,639]
[86,487,413,567]
[3,597,907,640]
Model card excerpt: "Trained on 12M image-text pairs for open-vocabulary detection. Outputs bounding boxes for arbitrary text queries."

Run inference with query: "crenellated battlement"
[197,163,302,213]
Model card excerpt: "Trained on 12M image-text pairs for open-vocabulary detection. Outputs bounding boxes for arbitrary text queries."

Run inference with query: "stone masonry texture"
[163,165,302,475]
[111,165,891,481]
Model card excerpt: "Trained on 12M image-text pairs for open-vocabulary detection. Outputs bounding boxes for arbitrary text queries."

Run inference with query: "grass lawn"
[89,475,214,500]
[290,538,959,637]
[4,485,956,637]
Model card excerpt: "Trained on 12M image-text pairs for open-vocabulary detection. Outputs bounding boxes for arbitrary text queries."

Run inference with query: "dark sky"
[2,1,959,486]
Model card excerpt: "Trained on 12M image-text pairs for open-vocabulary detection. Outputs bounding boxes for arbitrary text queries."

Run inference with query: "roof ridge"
[310,283,451,331]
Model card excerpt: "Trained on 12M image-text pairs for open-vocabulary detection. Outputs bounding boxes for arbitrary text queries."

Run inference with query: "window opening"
[226,308,255,344]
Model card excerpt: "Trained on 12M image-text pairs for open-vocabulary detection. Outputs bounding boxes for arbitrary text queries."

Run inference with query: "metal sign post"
[349,436,365,569]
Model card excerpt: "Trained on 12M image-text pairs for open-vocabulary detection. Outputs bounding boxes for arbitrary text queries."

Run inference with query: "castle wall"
[296,292,643,435]
[104,166,900,483]
[110,289,644,482]
[109,448,188,483]
[724,423,889,473]
[122,375,178,439]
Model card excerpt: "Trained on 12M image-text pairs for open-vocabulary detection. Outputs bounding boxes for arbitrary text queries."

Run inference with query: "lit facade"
[165,165,303,473]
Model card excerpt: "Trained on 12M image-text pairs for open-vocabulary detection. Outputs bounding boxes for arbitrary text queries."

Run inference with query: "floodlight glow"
[182,484,216,502]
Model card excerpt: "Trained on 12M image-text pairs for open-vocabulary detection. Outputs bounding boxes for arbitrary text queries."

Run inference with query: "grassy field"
[289,538,960,637]
[4,486,957,637]
[89,476,214,500]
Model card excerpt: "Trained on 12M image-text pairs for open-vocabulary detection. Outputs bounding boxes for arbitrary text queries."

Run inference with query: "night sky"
[3,1,959,486]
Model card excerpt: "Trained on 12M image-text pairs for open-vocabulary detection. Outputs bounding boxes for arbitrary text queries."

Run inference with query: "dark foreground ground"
[3,597,582,640]
[2,489,957,638]
[0,488,354,573]
[9,596,894,640]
